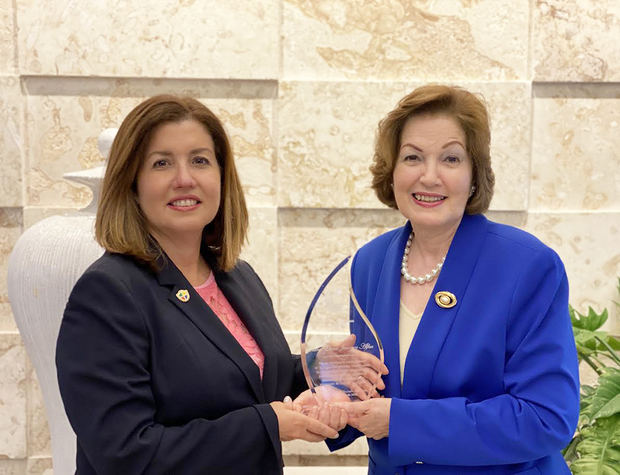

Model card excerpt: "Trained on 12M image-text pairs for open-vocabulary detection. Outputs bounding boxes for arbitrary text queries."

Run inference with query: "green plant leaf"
[567,277,620,471]
[574,329,620,355]
[588,307,609,328]
[570,414,620,475]
[582,385,597,397]
[563,434,581,463]
[606,335,620,352]
[582,369,620,425]
[571,305,609,332]
[593,394,620,421]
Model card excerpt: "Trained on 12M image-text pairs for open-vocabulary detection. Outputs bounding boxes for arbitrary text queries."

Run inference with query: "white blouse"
[399,300,422,386]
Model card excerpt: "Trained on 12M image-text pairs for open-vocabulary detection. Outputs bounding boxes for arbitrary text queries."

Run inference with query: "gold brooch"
[176,289,190,302]
[435,291,456,309]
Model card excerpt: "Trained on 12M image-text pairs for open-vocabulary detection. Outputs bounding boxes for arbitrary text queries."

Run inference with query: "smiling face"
[392,113,473,235]
[136,119,221,250]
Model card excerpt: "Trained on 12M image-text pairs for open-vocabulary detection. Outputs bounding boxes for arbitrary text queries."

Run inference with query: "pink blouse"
[194,273,265,378]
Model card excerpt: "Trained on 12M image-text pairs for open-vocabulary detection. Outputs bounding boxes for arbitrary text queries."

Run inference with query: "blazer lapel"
[157,259,265,402]
[401,214,488,398]
[215,268,277,402]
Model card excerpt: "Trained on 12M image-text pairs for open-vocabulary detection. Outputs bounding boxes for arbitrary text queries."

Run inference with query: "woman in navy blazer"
[56,95,344,475]
[330,86,579,473]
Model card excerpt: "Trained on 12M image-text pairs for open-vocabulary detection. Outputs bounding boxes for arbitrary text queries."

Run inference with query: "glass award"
[300,253,384,405]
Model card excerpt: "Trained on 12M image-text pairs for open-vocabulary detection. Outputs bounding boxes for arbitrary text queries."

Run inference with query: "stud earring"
[469,185,476,197]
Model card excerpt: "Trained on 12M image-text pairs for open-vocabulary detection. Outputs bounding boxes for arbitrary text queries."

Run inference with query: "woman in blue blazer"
[329,85,579,474]
[56,95,344,475]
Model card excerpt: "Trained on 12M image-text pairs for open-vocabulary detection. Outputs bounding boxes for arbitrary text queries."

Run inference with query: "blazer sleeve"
[388,247,580,467]
[56,267,280,475]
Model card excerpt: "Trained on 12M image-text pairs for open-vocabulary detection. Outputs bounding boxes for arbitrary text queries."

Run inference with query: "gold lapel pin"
[176,289,190,303]
[435,291,456,309]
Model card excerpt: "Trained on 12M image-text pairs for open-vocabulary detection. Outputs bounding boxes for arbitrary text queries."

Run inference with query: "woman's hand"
[315,334,389,400]
[336,398,391,440]
[292,390,348,432]
[270,401,340,442]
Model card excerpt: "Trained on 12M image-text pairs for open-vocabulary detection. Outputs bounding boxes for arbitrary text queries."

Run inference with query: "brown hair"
[371,84,495,214]
[95,94,248,271]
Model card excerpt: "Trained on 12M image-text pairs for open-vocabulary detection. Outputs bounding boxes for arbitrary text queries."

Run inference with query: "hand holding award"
[299,254,387,408]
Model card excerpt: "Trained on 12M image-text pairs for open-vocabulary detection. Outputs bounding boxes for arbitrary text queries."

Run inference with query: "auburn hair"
[371,84,495,214]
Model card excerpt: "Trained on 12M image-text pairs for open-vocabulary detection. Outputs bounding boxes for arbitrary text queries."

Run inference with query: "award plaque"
[300,253,384,404]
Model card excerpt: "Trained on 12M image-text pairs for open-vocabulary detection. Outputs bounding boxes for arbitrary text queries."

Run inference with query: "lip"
[167,195,202,211]
[411,192,446,208]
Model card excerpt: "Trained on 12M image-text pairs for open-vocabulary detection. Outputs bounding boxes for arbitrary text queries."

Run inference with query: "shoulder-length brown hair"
[95,94,248,271]
[371,84,495,214]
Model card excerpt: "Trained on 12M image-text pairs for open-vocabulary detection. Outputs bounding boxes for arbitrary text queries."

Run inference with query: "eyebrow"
[146,147,214,159]
[400,139,465,152]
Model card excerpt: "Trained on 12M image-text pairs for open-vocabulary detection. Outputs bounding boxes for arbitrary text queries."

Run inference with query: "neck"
[409,219,461,261]
[151,231,210,286]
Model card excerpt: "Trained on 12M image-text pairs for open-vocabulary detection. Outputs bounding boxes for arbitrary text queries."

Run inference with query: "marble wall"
[1,0,618,472]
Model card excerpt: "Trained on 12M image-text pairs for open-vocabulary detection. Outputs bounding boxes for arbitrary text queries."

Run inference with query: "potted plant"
[563,279,620,473]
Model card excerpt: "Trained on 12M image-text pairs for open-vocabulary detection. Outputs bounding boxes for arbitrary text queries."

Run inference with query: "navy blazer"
[329,214,579,474]
[56,251,306,475]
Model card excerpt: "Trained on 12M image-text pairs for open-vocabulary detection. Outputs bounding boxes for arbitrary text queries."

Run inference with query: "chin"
[410,214,460,230]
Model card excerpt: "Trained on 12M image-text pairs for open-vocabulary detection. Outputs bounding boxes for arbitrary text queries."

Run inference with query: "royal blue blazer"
[329,214,579,474]
[56,252,306,475]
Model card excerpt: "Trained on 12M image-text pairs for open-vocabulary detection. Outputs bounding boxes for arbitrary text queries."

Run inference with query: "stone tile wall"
[1,0,618,471]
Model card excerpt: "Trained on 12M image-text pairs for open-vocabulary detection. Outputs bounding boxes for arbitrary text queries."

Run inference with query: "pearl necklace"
[401,232,445,285]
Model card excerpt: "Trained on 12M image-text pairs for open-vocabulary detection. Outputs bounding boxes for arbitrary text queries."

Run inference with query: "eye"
[443,155,461,164]
[192,155,211,166]
[152,158,170,168]
[402,154,421,162]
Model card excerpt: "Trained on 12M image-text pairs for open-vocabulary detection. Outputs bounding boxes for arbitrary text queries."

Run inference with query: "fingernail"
[283,396,292,403]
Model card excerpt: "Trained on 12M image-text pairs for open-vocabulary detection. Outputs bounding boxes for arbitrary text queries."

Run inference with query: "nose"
[419,159,440,186]
[172,162,196,189]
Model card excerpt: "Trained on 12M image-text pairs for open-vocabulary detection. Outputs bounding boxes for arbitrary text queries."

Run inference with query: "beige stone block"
[0,304,17,333]
[26,359,51,457]
[485,211,527,229]
[531,94,620,211]
[17,0,279,79]
[240,207,278,311]
[0,208,22,332]
[24,95,109,209]
[523,212,620,335]
[0,334,27,459]
[0,460,26,475]
[481,82,530,211]
[0,77,23,207]
[217,100,276,207]
[0,0,15,73]
[277,81,400,209]
[22,207,78,230]
[25,457,52,475]
[282,0,527,80]
[24,80,275,207]
[278,208,404,333]
[278,81,529,210]
[532,0,620,81]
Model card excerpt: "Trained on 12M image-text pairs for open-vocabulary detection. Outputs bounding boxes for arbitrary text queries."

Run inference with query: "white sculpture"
[7,129,117,474]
